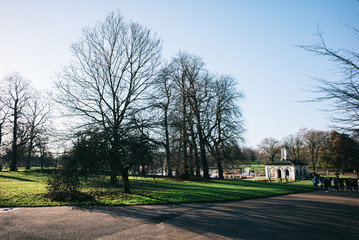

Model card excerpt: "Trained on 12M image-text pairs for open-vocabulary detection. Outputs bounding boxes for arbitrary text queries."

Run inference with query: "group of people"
[312,175,359,192]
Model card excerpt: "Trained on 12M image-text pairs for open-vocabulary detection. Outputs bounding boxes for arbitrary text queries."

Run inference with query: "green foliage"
[73,129,109,177]
[46,155,93,202]
[321,131,359,171]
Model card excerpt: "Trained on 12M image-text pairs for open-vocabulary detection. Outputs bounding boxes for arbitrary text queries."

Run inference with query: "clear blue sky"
[1,0,358,147]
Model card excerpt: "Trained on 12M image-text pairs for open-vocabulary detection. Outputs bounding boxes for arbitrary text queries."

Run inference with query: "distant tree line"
[258,129,359,173]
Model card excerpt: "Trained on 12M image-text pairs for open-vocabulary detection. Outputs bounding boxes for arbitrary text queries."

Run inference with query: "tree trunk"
[180,75,189,180]
[194,150,201,177]
[110,158,118,185]
[312,156,316,171]
[121,168,131,194]
[40,155,44,170]
[189,118,201,177]
[110,126,119,185]
[181,122,189,179]
[164,107,172,177]
[217,117,224,179]
[197,123,209,178]
[110,151,118,185]
[26,132,34,170]
[11,100,18,171]
[217,158,224,179]
[141,164,146,176]
[0,125,2,148]
[192,135,201,177]
[189,140,194,176]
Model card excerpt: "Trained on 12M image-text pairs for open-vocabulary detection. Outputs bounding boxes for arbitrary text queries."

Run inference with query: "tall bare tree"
[302,129,328,170]
[165,52,211,179]
[283,131,305,161]
[178,52,211,178]
[206,75,245,178]
[177,59,190,179]
[258,137,280,163]
[54,11,162,193]
[0,73,32,171]
[0,101,8,150]
[152,65,174,177]
[188,107,201,177]
[301,27,359,133]
[25,94,52,169]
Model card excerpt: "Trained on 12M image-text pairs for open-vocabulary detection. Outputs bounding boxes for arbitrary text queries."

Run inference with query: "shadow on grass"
[123,178,313,205]
[0,174,35,182]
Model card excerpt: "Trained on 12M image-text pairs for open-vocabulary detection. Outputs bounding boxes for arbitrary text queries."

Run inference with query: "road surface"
[1,191,358,240]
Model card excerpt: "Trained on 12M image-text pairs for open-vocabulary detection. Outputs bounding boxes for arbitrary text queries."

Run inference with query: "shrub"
[46,155,83,202]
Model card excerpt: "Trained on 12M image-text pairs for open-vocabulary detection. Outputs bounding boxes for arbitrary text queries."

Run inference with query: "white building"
[265,146,308,180]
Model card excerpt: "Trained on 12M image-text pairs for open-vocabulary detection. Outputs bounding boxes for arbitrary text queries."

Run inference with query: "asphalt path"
[1,191,358,240]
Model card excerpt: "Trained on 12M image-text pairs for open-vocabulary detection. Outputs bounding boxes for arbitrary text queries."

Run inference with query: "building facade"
[264,146,308,180]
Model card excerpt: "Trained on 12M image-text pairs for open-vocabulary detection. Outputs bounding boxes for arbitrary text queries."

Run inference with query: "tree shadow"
[0,174,35,182]
[75,192,359,239]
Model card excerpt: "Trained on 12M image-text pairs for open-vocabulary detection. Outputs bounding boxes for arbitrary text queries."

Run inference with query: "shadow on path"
[0,191,358,240]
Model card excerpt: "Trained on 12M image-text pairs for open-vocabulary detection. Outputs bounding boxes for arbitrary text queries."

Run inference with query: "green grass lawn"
[0,170,313,207]
[239,160,265,170]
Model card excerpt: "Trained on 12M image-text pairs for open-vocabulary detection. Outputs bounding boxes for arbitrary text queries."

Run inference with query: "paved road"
[1,191,358,240]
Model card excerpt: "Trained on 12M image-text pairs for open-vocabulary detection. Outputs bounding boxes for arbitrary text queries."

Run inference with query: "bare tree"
[0,100,8,150]
[177,58,190,179]
[302,129,328,170]
[188,108,201,177]
[0,73,32,171]
[54,11,162,193]
[206,75,245,178]
[283,131,305,161]
[158,52,245,179]
[152,65,174,177]
[166,52,211,179]
[300,27,359,132]
[25,94,52,169]
[179,52,211,179]
[258,137,280,163]
[0,97,8,167]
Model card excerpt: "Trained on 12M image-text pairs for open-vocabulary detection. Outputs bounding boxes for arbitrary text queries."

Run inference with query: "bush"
[46,155,83,202]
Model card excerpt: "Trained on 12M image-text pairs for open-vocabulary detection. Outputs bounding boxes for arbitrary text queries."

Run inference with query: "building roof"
[264,160,308,166]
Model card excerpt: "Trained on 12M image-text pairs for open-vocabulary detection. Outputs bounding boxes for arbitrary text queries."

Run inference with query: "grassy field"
[0,170,313,207]
[240,160,265,170]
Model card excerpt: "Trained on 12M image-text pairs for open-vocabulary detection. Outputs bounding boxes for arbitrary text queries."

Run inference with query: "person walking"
[333,177,339,191]
[318,177,323,191]
[324,177,329,192]
[339,178,345,191]
[352,179,358,192]
[328,177,332,191]
[345,179,352,192]
[312,176,319,192]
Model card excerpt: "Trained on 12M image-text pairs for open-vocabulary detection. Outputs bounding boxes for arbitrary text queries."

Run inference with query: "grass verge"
[0,170,312,207]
